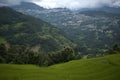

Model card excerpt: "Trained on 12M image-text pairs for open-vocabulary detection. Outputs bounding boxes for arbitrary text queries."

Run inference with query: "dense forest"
[0,43,81,66]
[0,43,120,66]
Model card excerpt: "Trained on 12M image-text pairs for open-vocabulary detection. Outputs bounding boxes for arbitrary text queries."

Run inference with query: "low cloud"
[0,0,33,6]
[34,0,120,9]
[0,0,120,9]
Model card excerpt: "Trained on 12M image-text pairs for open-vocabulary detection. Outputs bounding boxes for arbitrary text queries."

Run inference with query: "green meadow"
[0,54,120,80]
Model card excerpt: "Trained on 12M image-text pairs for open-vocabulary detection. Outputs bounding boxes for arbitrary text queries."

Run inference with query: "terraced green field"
[0,54,120,80]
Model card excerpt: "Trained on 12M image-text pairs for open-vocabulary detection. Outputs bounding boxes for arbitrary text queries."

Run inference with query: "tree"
[107,44,120,54]
[0,43,7,63]
[48,47,76,65]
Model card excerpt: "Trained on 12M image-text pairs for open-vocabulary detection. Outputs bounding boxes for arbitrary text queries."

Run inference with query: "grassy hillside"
[0,54,120,80]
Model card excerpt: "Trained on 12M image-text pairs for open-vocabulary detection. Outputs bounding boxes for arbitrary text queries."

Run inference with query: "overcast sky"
[0,0,120,9]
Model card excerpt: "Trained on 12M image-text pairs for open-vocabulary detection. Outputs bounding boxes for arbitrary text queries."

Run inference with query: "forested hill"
[0,7,73,52]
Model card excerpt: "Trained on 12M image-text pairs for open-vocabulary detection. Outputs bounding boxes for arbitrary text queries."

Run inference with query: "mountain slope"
[77,6,120,14]
[0,54,120,80]
[0,7,74,52]
[11,2,120,55]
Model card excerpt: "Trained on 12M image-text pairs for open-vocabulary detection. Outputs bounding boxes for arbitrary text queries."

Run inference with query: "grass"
[0,54,120,80]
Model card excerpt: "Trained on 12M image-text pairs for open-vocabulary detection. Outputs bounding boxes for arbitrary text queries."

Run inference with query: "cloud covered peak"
[34,0,120,9]
[0,0,31,6]
[0,0,120,9]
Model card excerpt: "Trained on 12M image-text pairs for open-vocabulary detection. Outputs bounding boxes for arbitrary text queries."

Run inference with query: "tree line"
[0,43,81,66]
[0,43,119,66]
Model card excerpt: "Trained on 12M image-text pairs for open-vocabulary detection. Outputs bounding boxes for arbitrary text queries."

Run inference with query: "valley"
[0,1,120,80]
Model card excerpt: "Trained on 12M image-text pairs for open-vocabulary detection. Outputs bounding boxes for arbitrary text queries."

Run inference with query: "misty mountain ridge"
[11,2,44,10]
[10,2,120,14]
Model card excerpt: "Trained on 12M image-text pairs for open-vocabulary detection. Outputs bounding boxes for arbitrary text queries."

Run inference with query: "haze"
[0,0,120,10]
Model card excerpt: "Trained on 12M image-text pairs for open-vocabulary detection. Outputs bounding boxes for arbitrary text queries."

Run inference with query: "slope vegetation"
[0,54,120,80]
[0,7,73,52]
